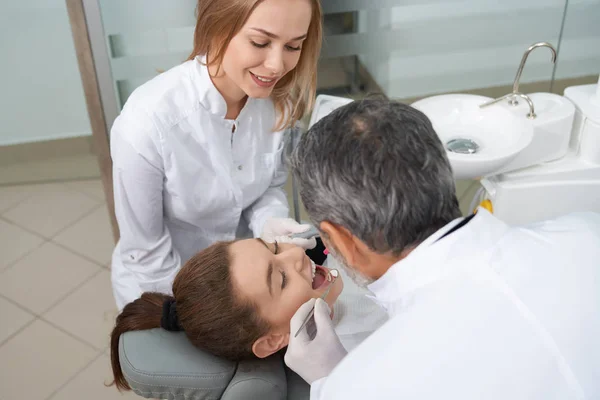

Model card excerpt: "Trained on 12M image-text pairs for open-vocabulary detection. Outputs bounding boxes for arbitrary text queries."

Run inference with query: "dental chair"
[118,329,309,400]
[118,96,352,400]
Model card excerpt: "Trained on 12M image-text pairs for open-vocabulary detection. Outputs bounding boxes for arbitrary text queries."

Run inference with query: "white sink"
[493,92,575,174]
[411,94,534,179]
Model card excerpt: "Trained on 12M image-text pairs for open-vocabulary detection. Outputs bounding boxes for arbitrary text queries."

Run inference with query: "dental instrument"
[294,269,339,338]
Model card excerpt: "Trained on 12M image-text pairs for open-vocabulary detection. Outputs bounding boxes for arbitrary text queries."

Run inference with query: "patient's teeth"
[311,260,316,278]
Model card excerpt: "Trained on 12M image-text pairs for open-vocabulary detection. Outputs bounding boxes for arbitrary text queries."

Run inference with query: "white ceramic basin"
[493,92,575,174]
[412,94,534,179]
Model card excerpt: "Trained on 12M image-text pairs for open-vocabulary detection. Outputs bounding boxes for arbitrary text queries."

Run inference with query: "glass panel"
[96,1,586,107]
[552,0,600,93]
[97,1,196,108]
[318,1,568,102]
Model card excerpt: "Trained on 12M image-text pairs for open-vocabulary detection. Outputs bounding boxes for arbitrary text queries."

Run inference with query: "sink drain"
[446,138,480,154]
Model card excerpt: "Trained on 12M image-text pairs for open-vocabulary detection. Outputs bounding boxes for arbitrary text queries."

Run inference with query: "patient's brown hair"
[108,241,271,391]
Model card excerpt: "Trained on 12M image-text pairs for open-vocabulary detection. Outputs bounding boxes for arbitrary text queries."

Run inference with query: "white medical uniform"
[110,56,290,310]
[329,261,389,352]
[312,209,600,400]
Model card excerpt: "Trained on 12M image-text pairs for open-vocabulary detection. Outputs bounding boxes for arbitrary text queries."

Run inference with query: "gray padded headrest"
[119,329,288,400]
[221,356,286,400]
[284,367,310,400]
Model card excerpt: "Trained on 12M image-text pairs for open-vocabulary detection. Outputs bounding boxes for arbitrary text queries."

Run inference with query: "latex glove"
[284,298,347,384]
[261,217,317,250]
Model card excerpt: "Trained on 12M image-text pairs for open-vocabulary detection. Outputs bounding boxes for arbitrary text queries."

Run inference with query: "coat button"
[237,165,243,170]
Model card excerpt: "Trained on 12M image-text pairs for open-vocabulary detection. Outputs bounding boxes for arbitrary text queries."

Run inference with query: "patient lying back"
[109,238,357,391]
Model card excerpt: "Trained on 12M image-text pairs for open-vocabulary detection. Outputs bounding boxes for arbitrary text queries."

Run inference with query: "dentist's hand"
[260,217,317,250]
[284,298,347,384]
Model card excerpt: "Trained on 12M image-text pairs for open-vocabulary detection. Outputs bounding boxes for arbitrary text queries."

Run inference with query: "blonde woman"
[110,0,323,310]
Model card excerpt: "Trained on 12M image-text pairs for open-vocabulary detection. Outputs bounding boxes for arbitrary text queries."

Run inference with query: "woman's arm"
[111,113,181,303]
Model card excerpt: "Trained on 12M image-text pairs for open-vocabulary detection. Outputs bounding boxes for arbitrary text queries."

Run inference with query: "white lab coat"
[329,259,389,352]
[312,209,600,400]
[110,56,290,310]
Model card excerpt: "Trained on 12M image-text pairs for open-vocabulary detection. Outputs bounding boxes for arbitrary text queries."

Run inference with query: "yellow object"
[474,199,493,214]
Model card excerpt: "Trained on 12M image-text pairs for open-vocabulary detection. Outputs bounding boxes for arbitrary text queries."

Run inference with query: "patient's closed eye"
[281,270,287,289]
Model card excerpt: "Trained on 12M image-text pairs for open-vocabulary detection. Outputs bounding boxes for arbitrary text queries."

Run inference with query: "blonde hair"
[187,0,323,131]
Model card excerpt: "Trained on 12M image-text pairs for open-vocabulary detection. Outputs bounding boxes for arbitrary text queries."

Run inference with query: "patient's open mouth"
[312,265,330,290]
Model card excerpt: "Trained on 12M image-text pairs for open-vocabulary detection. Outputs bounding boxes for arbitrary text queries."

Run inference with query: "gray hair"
[290,95,461,256]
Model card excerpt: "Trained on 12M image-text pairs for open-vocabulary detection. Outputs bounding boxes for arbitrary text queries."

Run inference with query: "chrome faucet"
[480,92,537,119]
[509,42,557,106]
[479,42,557,119]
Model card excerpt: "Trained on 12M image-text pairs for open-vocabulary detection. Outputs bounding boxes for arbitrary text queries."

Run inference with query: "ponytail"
[108,292,173,391]
[108,240,272,391]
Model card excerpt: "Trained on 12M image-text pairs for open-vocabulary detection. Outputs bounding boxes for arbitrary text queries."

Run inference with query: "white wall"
[0,2,91,146]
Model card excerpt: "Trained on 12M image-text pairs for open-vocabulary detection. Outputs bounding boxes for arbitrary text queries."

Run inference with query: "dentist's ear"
[252,332,289,359]
[319,221,362,266]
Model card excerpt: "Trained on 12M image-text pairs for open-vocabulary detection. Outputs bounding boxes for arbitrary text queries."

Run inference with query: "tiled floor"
[0,179,138,400]
[0,177,480,400]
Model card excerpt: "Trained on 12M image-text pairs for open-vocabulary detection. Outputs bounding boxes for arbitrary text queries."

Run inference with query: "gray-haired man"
[285,96,600,400]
